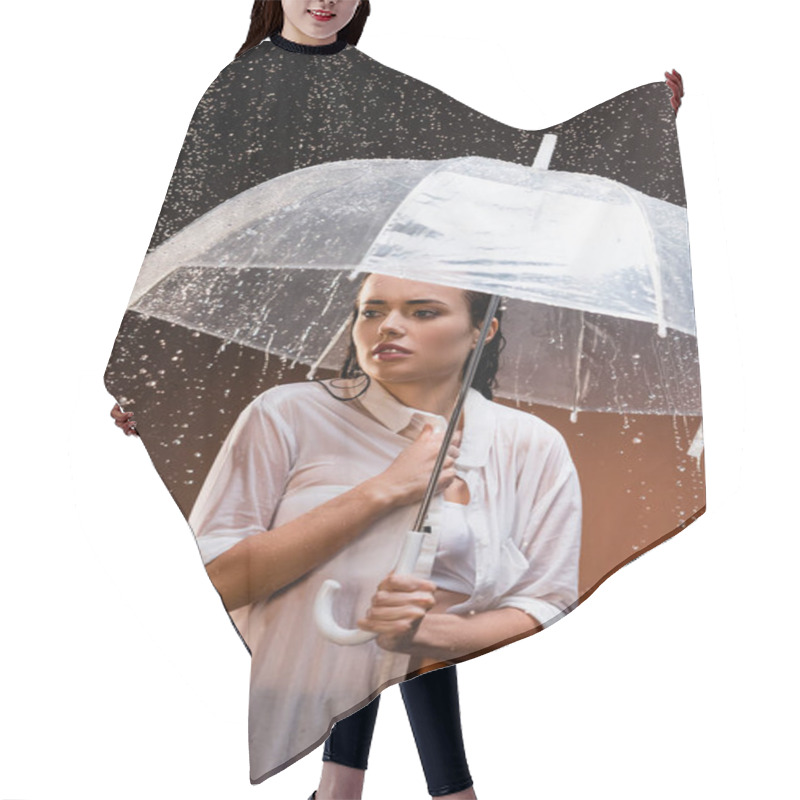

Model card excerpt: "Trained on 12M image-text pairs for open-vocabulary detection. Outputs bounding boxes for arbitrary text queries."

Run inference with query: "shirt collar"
[354,378,495,469]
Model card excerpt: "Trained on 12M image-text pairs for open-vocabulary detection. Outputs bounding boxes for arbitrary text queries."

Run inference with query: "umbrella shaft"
[412,294,501,532]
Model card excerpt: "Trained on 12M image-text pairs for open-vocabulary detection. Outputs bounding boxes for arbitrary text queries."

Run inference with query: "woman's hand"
[110,403,139,436]
[357,572,436,653]
[359,573,541,660]
[665,69,684,114]
[372,424,461,509]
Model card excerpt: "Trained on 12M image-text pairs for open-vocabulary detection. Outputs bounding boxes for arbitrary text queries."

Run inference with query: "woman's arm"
[411,606,539,661]
[205,423,461,612]
[208,477,399,611]
[359,424,582,658]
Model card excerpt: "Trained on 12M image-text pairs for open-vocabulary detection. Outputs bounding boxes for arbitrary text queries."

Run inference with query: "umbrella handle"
[314,529,426,645]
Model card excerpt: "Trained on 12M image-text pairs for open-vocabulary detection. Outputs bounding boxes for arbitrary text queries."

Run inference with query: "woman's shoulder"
[197,40,286,101]
[249,380,331,412]
[247,379,366,419]
[234,380,366,446]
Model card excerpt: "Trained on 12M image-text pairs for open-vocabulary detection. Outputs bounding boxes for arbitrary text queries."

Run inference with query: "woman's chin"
[369,370,413,383]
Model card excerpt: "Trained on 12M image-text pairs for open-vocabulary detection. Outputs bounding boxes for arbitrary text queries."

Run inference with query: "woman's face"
[280,0,361,45]
[352,275,487,389]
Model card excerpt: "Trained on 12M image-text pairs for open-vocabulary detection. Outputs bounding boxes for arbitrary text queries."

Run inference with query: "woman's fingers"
[665,74,683,95]
[376,573,436,594]
[665,68,684,114]
[382,423,463,504]
[358,573,436,645]
[358,604,428,634]
[364,602,429,623]
[370,589,436,611]
[359,574,435,631]
[437,463,457,488]
[110,403,139,436]
[430,435,460,460]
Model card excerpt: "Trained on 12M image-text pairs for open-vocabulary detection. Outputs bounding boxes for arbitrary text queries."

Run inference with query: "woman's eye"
[358,308,438,319]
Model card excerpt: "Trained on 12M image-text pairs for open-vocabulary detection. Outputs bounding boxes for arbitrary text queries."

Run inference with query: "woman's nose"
[378,311,405,335]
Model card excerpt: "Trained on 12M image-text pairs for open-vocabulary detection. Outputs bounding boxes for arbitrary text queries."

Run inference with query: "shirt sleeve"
[188,392,297,566]
[495,430,582,628]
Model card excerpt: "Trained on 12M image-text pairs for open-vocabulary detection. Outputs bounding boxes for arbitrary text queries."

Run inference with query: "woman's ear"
[471,318,499,348]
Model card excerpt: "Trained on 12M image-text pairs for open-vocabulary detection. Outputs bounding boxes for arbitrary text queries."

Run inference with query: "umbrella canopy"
[129,156,699,416]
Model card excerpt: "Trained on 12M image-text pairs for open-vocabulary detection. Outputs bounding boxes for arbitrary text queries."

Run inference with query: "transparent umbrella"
[128,152,700,649]
[129,155,699,419]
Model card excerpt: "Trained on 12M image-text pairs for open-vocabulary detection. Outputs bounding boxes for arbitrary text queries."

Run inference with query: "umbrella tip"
[532,134,558,170]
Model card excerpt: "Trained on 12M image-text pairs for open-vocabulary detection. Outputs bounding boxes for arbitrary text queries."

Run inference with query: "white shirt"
[189,377,581,781]
[431,499,475,595]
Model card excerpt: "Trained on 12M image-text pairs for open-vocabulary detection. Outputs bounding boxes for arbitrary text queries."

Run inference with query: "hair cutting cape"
[105,35,704,783]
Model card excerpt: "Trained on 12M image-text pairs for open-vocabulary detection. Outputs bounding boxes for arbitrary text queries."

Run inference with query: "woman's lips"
[372,345,412,361]
[307,9,335,21]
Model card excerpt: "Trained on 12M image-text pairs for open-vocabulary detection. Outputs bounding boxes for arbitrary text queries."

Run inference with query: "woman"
[187,273,582,796]
[237,0,370,56]
[107,3,680,797]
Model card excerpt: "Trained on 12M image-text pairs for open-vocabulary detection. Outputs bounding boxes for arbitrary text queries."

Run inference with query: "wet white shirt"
[189,377,581,781]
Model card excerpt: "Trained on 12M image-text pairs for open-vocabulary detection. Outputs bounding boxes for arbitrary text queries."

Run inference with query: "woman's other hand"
[665,68,684,114]
[373,424,461,508]
[110,403,139,436]
[357,572,436,652]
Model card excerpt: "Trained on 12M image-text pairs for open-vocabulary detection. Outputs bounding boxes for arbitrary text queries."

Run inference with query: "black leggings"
[323,665,473,797]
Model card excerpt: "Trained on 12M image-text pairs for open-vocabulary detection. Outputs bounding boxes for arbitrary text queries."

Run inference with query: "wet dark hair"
[338,277,506,401]
[237,1,372,58]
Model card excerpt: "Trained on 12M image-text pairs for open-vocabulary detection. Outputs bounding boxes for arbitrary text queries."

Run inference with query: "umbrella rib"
[570,310,586,423]
[618,182,667,338]
[306,312,352,380]
[357,158,468,280]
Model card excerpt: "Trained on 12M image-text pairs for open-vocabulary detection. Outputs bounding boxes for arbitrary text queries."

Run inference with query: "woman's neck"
[378,377,464,422]
[270,29,349,54]
[280,21,336,47]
